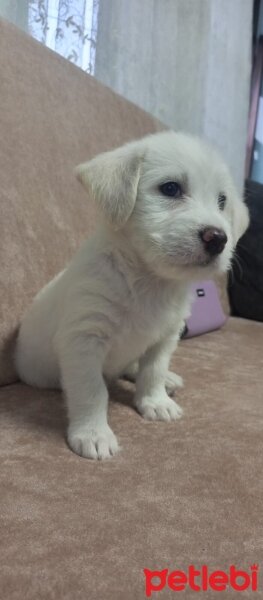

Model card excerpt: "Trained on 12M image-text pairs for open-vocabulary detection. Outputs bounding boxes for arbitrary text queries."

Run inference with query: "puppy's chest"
[104,287,185,375]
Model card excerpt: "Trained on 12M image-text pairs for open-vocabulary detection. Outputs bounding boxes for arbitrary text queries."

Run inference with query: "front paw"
[136,393,183,422]
[68,423,119,460]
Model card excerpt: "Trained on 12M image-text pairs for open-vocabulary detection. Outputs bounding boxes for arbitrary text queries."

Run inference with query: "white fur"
[15,131,249,459]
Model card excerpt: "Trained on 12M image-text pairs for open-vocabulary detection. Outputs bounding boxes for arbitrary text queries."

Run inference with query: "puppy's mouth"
[151,236,228,274]
[167,250,219,268]
[166,254,222,280]
[190,255,218,267]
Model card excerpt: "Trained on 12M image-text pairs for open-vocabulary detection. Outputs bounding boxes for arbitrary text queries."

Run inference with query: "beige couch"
[1,19,263,600]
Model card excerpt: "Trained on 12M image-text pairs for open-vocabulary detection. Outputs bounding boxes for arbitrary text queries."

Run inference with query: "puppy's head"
[76,131,249,281]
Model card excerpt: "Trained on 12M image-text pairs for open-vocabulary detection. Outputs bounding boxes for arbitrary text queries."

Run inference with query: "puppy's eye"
[159,181,182,198]
[218,193,227,210]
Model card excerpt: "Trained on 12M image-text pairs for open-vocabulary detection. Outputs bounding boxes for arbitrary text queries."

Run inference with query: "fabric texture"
[1,317,263,599]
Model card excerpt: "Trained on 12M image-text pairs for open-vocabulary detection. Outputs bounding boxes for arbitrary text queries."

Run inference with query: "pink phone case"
[182,280,227,339]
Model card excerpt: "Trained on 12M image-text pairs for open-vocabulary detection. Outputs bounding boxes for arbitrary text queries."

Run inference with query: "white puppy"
[15,131,249,460]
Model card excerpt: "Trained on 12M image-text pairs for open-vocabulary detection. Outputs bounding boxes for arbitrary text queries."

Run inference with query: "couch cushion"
[0,317,262,599]
[0,18,164,385]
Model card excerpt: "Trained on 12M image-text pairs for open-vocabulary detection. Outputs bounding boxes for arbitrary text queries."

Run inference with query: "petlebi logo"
[144,564,259,596]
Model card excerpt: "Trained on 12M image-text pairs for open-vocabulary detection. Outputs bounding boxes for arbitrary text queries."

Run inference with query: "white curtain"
[28,0,99,73]
[1,0,253,189]
[94,0,253,191]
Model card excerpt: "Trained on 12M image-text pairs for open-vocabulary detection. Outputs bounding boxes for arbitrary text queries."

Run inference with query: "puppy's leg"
[122,361,183,393]
[135,335,183,421]
[165,371,184,393]
[59,335,119,460]
[121,360,139,381]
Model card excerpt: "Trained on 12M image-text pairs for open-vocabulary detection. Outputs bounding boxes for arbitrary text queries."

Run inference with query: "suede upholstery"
[0,18,262,600]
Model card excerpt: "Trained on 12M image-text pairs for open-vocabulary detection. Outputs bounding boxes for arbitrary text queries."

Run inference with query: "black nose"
[199,227,228,256]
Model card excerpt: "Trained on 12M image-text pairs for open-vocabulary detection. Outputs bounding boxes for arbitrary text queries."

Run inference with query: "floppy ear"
[75,144,143,228]
[231,197,250,244]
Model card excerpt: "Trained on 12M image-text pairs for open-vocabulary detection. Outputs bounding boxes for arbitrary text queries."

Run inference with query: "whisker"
[237,242,250,256]
[231,252,244,282]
